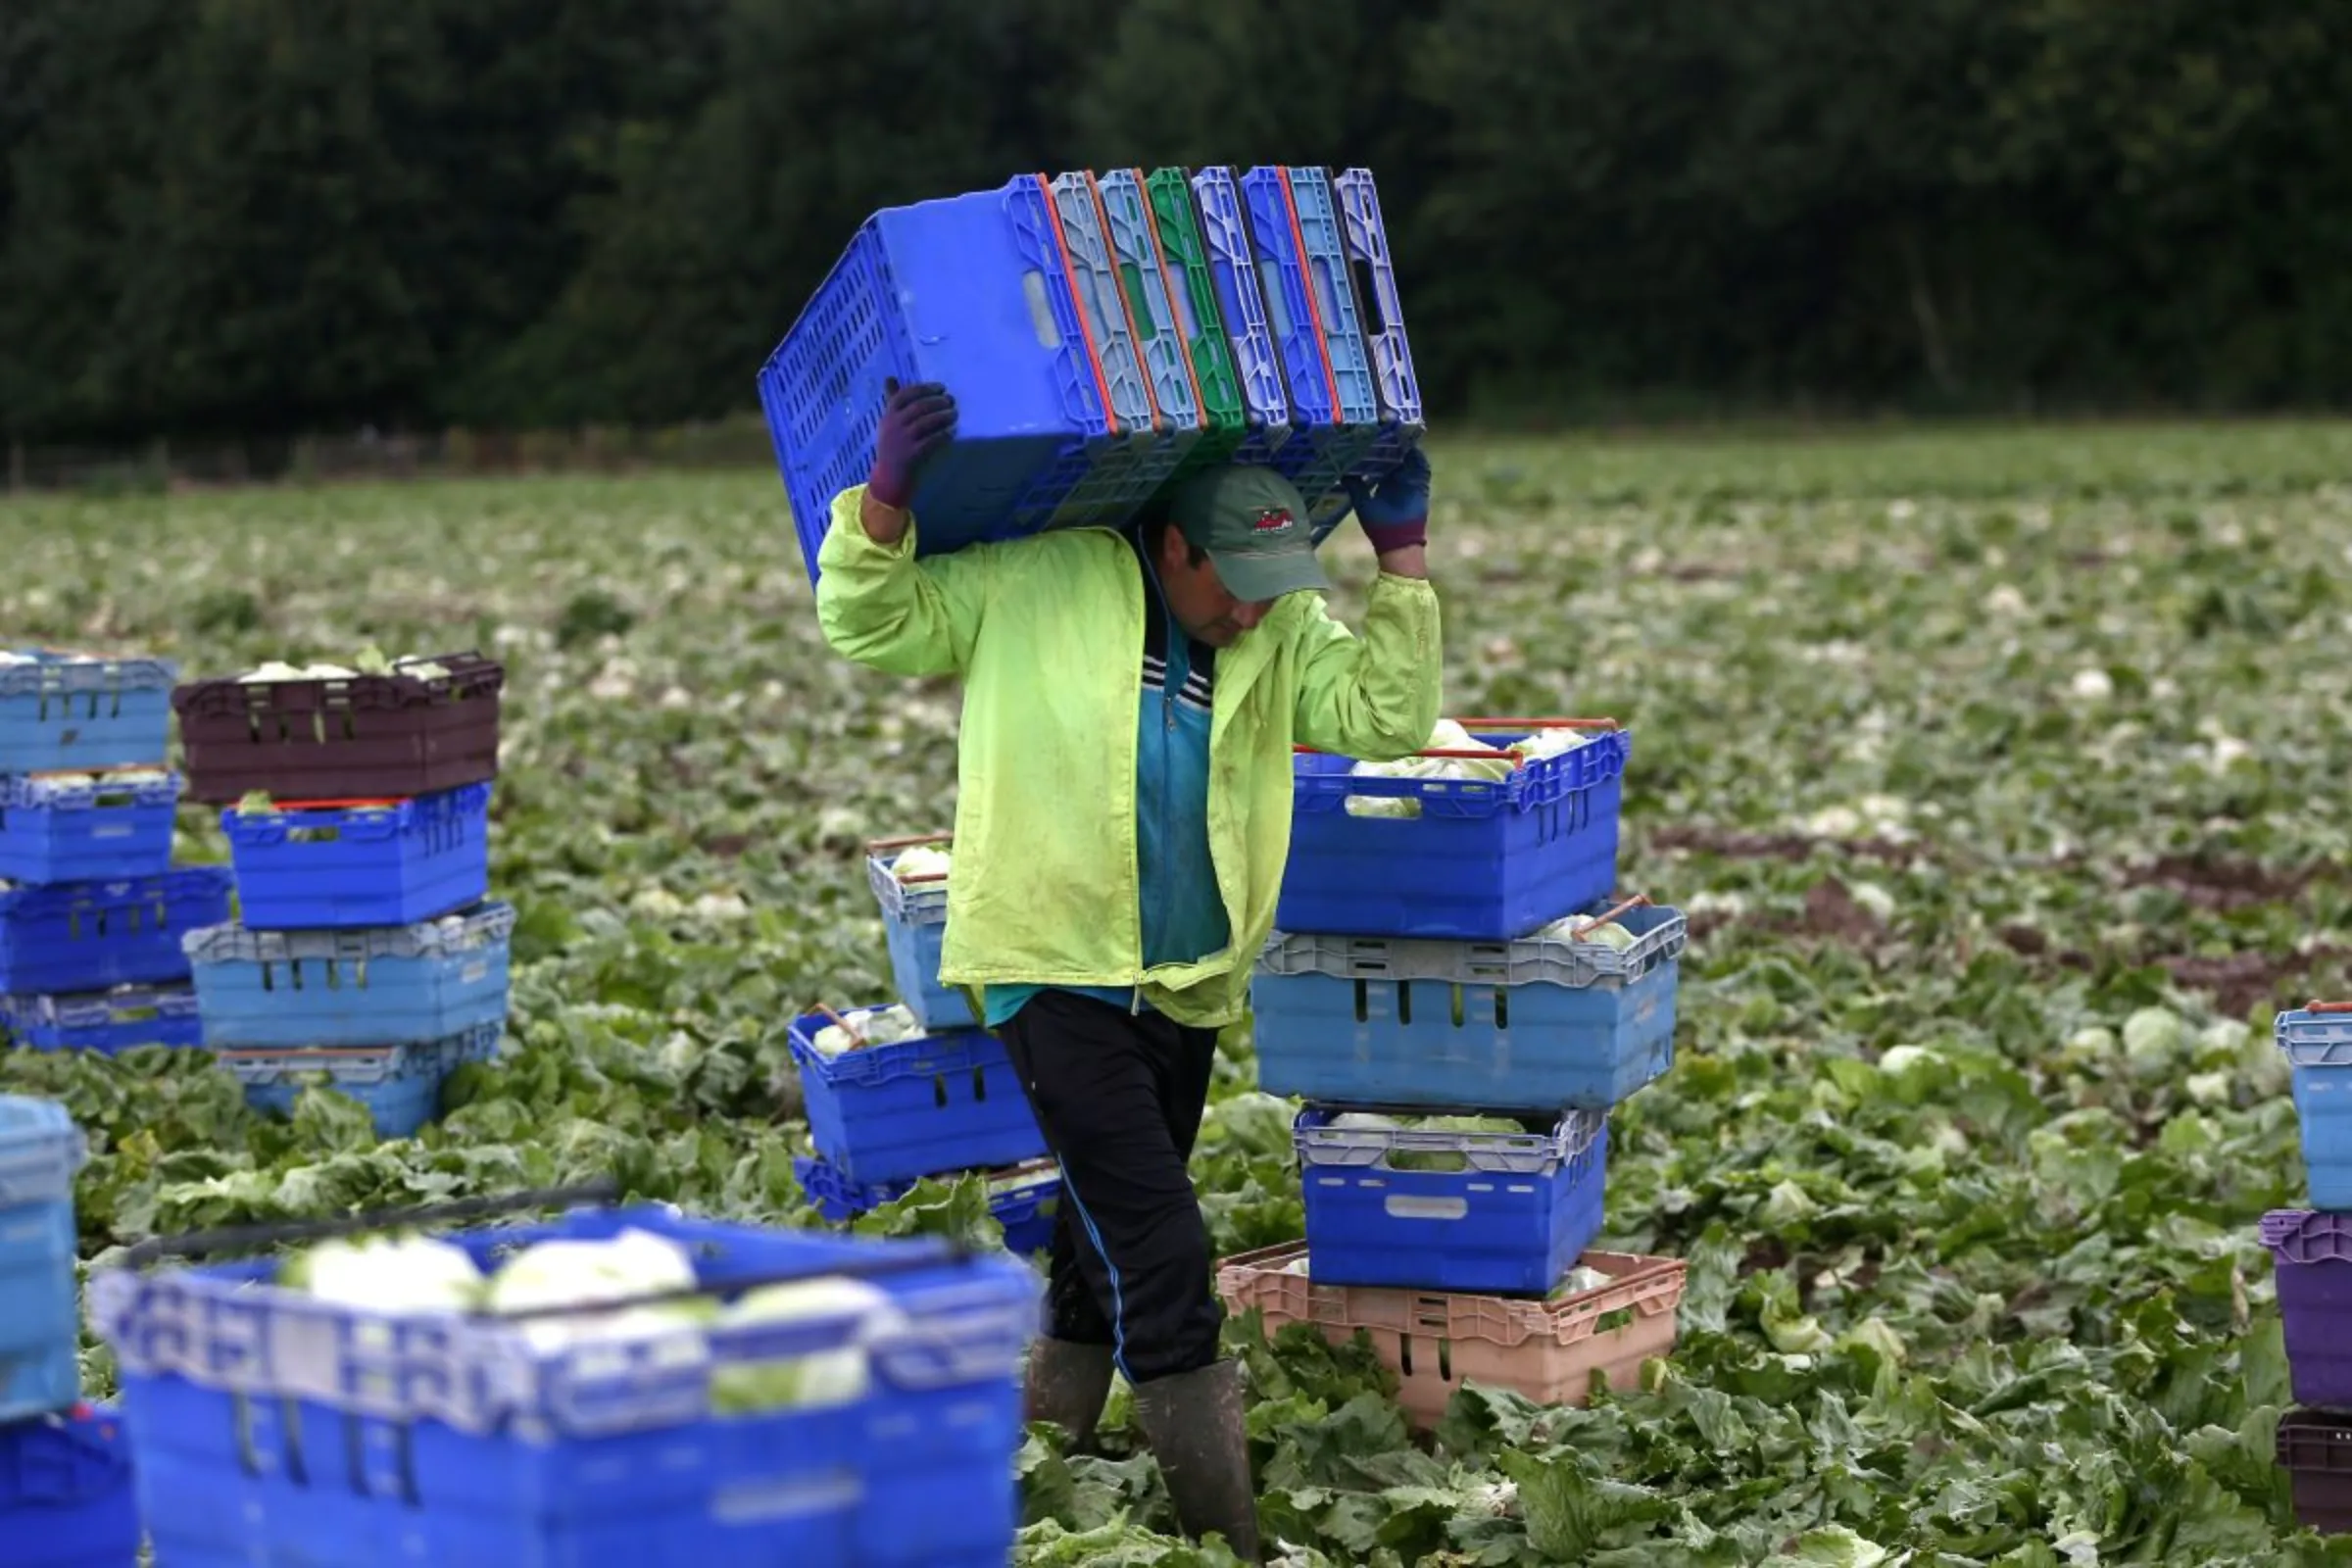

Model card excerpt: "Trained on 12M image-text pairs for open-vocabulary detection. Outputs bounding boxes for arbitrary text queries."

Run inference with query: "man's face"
[1156,526,1274,648]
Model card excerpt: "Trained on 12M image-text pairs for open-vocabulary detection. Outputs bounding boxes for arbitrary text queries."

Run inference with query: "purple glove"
[1344,446,1431,554]
[868,378,957,510]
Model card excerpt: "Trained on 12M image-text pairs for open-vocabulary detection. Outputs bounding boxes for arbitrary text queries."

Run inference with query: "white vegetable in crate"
[811,1003,922,1058]
[1342,718,1584,817]
[710,1276,912,1412]
[891,845,953,885]
[284,1234,486,1313]
[482,1227,703,1350]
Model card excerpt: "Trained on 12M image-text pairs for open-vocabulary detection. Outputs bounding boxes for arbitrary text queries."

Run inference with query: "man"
[813,379,1443,1562]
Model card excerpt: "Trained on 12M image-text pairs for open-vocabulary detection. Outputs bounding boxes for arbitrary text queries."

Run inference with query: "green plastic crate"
[1144,167,1248,481]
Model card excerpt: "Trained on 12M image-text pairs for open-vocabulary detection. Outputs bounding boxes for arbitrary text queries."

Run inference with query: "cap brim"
[1210,543,1330,602]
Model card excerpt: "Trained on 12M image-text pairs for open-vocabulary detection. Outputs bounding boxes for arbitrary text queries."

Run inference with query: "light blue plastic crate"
[1090,169,1207,444]
[0,652,175,775]
[1331,168,1424,444]
[0,867,233,997]
[760,175,1157,583]
[1189,166,1295,469]
[90,1204,1041,1568]
[220,1021,504,1138]
[863,842,974,1031]
[0,769,181,886]
[0,1400,140,1568]
[794,1152,1062,1256]
[2278,1004,2352,1206]
[0,1096,86,1428]
[1281,724,1631,941]
[1250,908,1685,1112]
[1278,168,1380,429]
[787,1011,1047,1188]
[220,782,492,930]
[1,983,203,1054]
[1295,1106,1607,1296]
[184,900,514,1049]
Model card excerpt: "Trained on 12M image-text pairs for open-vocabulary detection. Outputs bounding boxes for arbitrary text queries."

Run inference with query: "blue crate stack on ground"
[0,1094,141,1565]
[0,649,227,1059]
[1219,717,1692,1425]
[173,659,512,1138]
[758,165,1425,586]
[785,834,1057,1254]
[89,1198,1044,1566]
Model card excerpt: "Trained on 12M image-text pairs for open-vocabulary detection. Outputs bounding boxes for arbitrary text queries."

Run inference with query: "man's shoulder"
[980,526,1136,587]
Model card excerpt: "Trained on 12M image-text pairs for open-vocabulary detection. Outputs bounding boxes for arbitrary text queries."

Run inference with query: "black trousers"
[998,989,1225,1386]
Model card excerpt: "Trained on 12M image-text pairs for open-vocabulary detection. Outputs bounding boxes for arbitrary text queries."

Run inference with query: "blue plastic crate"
[1,983,203,1054]
[1091,170,1208,442]
[0,1401,140,1568]
[1250,906,1686,1112]
[1189,167,1295,468]
[1330,168,1424,443]
[0,652,175,775]
[90,1203,1041,1568]
[0,867,232,997]
[220,781,492,930]
[184,900,514,1049]
[1280,724,1632,941]
[863,842,974,1031]
[0,770,181,886]
[1295,1107,1607,1296]
[793,1153,1062,1256]
[1279,168,1380,429]
[1235,167,1386,513]
[0,1097,86,1428]
[760,175,1156,582]
[788,1011,1047,1188]
[2278,1004,2352,1206]
[220,1021,504,1138]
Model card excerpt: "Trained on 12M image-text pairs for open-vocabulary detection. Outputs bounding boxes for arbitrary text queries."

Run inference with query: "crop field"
[7,419,2352,1565]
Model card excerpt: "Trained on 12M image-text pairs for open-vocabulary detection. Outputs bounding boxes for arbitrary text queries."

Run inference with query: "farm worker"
[813,378,1443,1563]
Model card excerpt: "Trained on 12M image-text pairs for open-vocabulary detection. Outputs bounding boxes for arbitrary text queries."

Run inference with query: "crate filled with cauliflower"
[0,767,182,886]
[171,648,505,805]
[1251,895,1687,1111]
[0,649,177,775]
[90,1202,1042,1568]
[1282,716,1631,941]
[863,833,971,1030]
[1292,1107,1610,1295]
[788,1002,1047,1188]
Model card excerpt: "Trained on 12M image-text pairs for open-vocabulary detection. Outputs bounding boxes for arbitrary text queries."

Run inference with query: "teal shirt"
[984,532,1229,1028]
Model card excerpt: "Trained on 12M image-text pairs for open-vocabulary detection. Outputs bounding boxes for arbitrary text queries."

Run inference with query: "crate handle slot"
[1383,1195,1469,1222]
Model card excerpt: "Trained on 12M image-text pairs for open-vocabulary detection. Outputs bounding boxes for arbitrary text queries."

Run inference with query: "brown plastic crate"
[172,652,504,804]
[1215,1239,1686,1429]
[2279,1409,2352,1534]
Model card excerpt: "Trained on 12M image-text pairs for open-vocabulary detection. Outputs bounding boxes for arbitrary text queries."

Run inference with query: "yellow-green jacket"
[813,485,1443,1028]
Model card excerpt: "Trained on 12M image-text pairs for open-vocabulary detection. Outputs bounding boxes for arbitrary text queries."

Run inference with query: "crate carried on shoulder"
[90,1196,1043,1568]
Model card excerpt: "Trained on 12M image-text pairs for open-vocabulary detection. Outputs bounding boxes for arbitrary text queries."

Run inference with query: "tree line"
[3,0,2347,447]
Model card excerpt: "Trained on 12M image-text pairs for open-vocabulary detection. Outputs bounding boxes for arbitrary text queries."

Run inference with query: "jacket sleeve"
[1290,571,1444,760]
[811,484,997,678]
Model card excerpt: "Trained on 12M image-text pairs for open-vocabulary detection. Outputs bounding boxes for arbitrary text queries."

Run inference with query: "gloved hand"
[1344,446,1431,554]
[868,378,957,511]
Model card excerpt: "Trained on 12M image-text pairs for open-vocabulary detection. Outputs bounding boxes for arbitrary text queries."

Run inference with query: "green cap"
[1167,464,1330,602]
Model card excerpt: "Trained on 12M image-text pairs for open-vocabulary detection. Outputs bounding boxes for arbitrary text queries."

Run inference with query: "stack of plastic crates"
[170,654,514,1138]
[758,165,1423,585]
[0,1095,141,1565]
[1220,717,1690,1429]
[0,649,230,1059]
[784,833,1058,1256]
[2259,1000,2352,1532]
[88,1192,1044,1566]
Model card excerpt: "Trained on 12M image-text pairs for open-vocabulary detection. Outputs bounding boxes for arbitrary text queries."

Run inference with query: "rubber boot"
[1024,1338,1116,1451]
[1131,1359,1263,1563]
